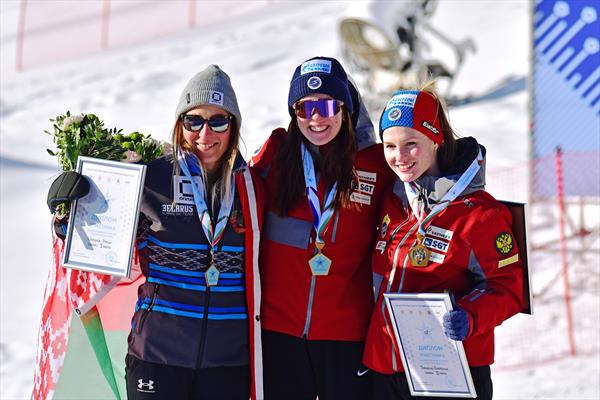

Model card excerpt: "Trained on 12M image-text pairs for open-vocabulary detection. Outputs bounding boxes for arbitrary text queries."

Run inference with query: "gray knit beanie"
[175,64,241,129]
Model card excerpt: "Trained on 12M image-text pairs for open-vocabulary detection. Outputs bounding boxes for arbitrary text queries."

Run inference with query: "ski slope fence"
[489,149,600,371]
[15,0,273,71]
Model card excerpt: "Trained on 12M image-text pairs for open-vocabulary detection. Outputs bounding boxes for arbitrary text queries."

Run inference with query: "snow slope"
[1,1,598,399]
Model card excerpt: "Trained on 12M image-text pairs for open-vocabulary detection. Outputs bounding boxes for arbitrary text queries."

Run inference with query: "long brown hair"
[171,113,241,210]
[273,108,358,216]
[419,81,459,173]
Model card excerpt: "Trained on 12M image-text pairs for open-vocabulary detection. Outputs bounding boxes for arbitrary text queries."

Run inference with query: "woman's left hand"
[443,308,470,341]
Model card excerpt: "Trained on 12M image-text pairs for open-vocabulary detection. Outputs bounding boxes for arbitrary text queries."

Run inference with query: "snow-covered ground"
[1,1,598,399]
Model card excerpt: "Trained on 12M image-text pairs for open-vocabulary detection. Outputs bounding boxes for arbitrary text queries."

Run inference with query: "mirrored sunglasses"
[294,99,342,119]
[181,114,232,133]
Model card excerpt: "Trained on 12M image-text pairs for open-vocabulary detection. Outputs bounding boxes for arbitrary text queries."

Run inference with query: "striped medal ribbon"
[177,149,235,286]
[301,143,337,276]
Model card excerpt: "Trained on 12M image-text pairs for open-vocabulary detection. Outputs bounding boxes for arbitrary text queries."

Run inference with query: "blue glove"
[443,307,470,341]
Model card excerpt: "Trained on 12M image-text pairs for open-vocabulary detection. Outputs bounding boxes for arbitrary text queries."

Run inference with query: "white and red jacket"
[251,128,395,341]
[363,138,523,374]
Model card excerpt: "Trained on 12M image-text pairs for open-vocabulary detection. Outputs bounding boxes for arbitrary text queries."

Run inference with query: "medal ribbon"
[176,149,235,249]
[301,143,337,245]
[404,148,483,238]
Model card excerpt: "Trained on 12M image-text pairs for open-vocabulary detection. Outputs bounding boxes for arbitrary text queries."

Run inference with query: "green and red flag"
[32,239,142,399]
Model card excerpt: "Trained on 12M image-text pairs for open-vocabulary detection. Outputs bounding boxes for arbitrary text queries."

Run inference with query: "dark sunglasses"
[294,99,343,119]
[181,114,233,133]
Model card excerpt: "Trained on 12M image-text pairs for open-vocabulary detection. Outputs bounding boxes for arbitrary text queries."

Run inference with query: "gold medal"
[309,242,332,276]
[408,235,430,267]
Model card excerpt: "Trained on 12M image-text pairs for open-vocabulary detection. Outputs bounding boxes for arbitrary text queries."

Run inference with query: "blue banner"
[533,0,600,196]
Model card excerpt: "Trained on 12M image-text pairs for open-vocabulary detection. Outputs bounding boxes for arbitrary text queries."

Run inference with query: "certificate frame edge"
[383,293,477,398]
[62,156,147,278]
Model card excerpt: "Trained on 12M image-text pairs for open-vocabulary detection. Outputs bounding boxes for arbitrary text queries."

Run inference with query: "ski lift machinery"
[339,0,476,115]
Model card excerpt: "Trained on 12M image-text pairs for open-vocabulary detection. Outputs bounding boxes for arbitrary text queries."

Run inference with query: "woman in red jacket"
[251,56,394,400]
[363,85,523,400]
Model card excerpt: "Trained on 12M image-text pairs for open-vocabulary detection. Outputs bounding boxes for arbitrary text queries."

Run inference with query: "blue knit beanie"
[287,56,353,116]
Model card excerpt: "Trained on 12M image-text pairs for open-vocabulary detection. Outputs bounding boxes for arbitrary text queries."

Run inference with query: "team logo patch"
[307,76,322,90]
[385,92,417,110]
[388,107,402,121]
[358,181,375,195]
[208,90,224,106]
[173,175,200,205]
[423,237,449,253]
[426,225,453,241]
[495,232,514,255]
[381,214,390,238]
[350,192,371,205]
[357,170,377,183]
[429,251,446,264]
[376,240,387,253]
[301,59,332,75]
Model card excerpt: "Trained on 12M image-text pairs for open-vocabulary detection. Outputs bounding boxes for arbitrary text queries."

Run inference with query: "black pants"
[125,354,250,400]
[262,329,371,400]
[371,366,493,400]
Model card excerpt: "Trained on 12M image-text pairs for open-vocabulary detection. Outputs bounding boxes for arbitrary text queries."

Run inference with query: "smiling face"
[182,105,231,173]
[382,126,440,182]
[294,93,343,147]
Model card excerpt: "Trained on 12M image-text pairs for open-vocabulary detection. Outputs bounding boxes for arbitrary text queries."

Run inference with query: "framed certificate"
[63,156,146,277]
[384,293,477,398]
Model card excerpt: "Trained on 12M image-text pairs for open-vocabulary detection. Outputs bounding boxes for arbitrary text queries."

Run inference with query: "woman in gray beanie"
[44,65,265,399]
[250,56,395,400]
[121,65,265,400]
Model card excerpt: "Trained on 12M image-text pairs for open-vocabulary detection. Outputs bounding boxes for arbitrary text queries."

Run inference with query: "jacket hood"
[393,136,487,209]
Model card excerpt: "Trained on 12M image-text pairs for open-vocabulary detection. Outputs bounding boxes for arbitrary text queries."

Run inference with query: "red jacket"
[363,181,523,374]
[251,128,395,341]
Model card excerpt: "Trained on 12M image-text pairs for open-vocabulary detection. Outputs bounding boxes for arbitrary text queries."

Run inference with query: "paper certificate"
[63,156,146,277]
[384,293,477,398]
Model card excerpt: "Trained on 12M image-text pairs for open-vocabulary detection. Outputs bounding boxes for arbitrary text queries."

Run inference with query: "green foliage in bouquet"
[46,111,164,215]
[46,111,163,170]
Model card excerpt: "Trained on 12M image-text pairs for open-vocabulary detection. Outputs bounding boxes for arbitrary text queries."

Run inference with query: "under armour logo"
[137,379,155,393]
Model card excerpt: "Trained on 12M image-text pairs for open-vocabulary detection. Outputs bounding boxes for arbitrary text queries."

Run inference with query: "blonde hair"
[171,115,240,212]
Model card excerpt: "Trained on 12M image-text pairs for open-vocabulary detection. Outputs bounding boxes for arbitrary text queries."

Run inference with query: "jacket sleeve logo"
[495,232,514,255]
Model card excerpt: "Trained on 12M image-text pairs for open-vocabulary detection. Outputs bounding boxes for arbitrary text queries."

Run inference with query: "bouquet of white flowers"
[46,111,164,215]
